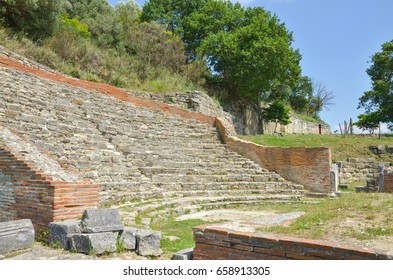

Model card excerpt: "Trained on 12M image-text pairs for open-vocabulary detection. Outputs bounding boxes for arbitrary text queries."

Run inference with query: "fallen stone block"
[171,248,194,260]
[136,229,162,256]
[120,227,137,251]
[80,209,123,233]
[49,220,81,250]
[0,219,34,254]
[68,232,118,255]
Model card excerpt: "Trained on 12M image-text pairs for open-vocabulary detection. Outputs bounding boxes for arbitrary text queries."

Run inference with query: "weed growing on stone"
[116,236,126,253]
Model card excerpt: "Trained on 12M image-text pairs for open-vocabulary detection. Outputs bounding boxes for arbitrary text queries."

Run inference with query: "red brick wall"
[385,170,393,193]
[0,146,98,231]
[193,226,391,260]
[215,118,332,193]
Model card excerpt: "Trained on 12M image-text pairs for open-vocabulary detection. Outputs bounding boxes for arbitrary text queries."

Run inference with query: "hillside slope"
[0,47,308,225]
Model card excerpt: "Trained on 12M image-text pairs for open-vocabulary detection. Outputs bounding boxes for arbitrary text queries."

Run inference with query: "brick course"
[385,168,393,193]
[193,226,392,260]
[0,144,98,231]
[215,118,332,193]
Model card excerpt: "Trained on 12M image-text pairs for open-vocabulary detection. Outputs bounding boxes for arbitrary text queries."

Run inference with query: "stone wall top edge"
[195,225,391,257]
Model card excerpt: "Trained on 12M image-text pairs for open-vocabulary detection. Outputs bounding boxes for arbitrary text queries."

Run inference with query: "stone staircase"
[0,66,309,226]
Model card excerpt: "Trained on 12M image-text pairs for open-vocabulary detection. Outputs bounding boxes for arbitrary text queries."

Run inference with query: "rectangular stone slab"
[49,220,81,250]
[0,219,34,254]
[80,209,123,233]
[68,232,118,255]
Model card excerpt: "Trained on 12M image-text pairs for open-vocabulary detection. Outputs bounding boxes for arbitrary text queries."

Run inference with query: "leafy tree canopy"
[142,0,301,104]
[0,0,66,40]
[354,113,380,135]
[358,39,393,130]
[262,101,291,132]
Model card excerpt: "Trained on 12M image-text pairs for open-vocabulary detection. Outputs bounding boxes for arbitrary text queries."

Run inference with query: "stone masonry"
[0,47,334,228]
[0,60,310,226]
[0,126,99,230]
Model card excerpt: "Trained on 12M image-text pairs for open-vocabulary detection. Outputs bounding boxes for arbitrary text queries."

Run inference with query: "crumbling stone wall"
[132,89,331,135]
[193,226,392,260]
[337,158,392,184]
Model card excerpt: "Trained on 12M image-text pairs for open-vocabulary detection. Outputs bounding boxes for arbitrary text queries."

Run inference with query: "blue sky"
[109,0,393,132]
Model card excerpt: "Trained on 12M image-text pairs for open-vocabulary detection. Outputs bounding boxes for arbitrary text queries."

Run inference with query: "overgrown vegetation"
[358,39,393,131]
[240,134,393,162]
[0,0,334,121]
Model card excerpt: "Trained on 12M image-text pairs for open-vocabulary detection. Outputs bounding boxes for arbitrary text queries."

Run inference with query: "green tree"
[115,0,141,32]
[194,4,301,103]
[289,76,313,113]
[354,113,380,135]
[0,0,66,40]
[358,40,393,131]
[262,101,291,133]
[67,0,121,47]
[141,0,209,37]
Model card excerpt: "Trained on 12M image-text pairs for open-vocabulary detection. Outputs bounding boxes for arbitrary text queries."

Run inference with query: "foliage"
[66,0,121,47]
[141,0,209,37]
[262,101,291,132]
[0,0,66,40]
[354,113,380,135]
[115,0,141,32]
[189,2,301,103]
[61,14,91,38]
[124,22,186,73]
[358,39,393,131]
[289,76,313,113]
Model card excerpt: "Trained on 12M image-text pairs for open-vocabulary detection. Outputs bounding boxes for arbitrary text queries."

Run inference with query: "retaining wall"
[215,118,332,193]
[337,158,379,184]
[0,126,99,231]
[193,226,392,260]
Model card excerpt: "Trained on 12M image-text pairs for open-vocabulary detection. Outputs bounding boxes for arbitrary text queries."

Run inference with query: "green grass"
[240,134,393,162]
[150,218,209,255]
[251,193,393,241]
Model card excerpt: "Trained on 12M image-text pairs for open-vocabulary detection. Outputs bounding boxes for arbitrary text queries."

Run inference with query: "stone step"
[99,181,304,192]
[138,166,266,176]
[150,173,285,183]
[118,194,309,225]
[149,160,263,170]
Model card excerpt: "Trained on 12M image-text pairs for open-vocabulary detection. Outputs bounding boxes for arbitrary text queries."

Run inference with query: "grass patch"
[252,193,393,242]
[151,218,209,254]
[239,134,393,162]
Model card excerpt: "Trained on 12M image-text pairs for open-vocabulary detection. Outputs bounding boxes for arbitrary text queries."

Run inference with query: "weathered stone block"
[68,232,118,255]
[120,227,137,251]
[171,248,194,260]
[80,209,123,233]
[136,229,162,256]
[0,219,34,254]
[49,220,81,250]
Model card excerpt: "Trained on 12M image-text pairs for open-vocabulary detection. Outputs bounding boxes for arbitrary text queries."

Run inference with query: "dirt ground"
[177,209,393,255]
